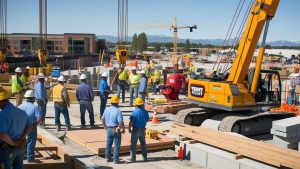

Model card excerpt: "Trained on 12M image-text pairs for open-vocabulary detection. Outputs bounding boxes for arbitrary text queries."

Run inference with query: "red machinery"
[160,73,186,100]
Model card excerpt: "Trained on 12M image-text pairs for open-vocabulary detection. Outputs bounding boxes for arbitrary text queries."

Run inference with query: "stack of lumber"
[145,100,197,114]
[271,117,300,149]
[66,129,175,155]
[170,123,300,169]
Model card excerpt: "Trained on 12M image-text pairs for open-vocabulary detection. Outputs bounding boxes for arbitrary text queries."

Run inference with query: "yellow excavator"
[177,0,293,136]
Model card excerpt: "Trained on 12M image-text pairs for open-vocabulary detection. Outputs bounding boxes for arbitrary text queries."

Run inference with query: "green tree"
[131,33,138,52]
[137,33,148,53]
[184,39,191,52]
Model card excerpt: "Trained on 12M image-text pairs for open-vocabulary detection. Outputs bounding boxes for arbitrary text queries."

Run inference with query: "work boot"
[66,125,71,131]
[56,125,61,131]
[80,125,86,129]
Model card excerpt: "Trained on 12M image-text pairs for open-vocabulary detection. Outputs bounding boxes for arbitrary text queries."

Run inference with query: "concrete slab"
[272,140,298,149]
[273,135,300,144]
[238,158,278,169]
[207,153,240,169]
[270,128,298,138]
[272,117,300,133]
[188,144,207,168]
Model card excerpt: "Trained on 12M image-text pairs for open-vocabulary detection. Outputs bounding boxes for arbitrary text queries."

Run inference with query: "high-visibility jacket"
[11,75,24,93]
[152,70,161,83]
[21,74,30,90]
[118,70,128,81]
[129,74,141,88]
[144,68,151,78]
[188,65,196,73]
[53,84,65,103]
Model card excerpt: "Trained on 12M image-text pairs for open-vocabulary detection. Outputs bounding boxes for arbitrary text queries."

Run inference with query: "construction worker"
[76,74,95,128]
[144,64,152,79]
[21,66,31,91]
[101,96,125,164]
[18,90,42,162]
[128,98,149,162]
[34,73,48,128]
[152,68,161,95]
[188,63,196,79]
[117,66,128,103]
[53,76,71,131]
[129,66,141,106]
[99,72,112,117]
[0,87,33,168]
[139,70,147,104]
[12,67,25,106]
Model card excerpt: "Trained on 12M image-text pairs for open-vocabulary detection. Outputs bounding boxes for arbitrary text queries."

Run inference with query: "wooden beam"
[170,123,300,169]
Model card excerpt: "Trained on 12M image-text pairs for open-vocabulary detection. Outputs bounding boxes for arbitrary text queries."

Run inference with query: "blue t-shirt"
[130,107,149,128]
[102,106,123,127]
[139,77,147,93]
[99,79,109,94]
[18,101,42,124]
[0,102,32,141]
[34,81,47,101]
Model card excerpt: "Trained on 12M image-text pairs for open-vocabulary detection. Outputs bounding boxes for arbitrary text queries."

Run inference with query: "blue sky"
[7,0,300,41]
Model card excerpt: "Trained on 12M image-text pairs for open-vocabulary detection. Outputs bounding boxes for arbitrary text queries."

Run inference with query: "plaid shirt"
[290,75,300,88]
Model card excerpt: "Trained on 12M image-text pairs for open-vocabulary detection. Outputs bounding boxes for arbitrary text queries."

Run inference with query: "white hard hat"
[140,70,145,74]
[57,76,66,82]
[37,73,45,79]
[24,90,35,98]
[80,74,87,80]
[131,66,137,71]
[15,67,22,73]
[102,72,108,77]
[26,66,30,70]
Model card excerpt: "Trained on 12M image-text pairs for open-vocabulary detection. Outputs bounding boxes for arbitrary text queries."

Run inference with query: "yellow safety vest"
[152,70,161,82]
[53,84,64,102]
[118,70,128,81]
[129,74,141,88]
[11,75,23,93]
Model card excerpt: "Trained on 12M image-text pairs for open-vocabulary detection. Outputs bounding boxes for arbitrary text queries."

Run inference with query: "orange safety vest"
[53,84,64,102]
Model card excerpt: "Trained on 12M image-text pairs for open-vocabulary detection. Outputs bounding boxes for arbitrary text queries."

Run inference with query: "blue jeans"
[105,127,122,161]
[130,128,147,160]
[152,81,160,94]
[100,93,108,118]
[0,145,25,169]
[130,87,139,105]
[79,100,95,126]
[36,99,47,125]
[27,127,37,160]
[117,80,126,103]
[54,103,71,126]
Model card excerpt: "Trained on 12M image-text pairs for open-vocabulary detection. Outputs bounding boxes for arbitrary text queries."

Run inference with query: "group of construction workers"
[0,66,48,168]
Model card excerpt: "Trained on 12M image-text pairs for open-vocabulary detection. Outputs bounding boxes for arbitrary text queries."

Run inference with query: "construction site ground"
[12,93,205,169]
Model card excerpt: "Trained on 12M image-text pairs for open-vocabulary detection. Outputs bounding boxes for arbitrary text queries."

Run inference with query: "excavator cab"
[249,69,281,106]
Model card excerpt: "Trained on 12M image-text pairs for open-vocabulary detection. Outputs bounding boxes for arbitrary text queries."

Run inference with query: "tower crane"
[130,17,197,67]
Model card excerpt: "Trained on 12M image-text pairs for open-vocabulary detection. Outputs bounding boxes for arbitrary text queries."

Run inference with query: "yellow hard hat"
[0,87,10,101]
[134,97,144,106]
[110,95,120,104]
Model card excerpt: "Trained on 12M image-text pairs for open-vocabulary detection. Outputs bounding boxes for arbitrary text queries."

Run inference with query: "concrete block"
[273,135,300,144]
[272,117,300,132]
[187,143,239,169]
[238,158,278,169]
[272,140,298,149]
[270,128,298,138]
[207,153,240,169]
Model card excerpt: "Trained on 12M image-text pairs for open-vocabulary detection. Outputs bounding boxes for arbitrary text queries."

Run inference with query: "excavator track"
[176,107,294,136]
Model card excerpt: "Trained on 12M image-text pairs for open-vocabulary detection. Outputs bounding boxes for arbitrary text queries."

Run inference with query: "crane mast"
[227,0,279,86]
[38,0,48,68]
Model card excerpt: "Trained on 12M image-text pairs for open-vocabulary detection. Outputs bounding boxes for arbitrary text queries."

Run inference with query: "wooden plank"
[66,129,175,155]
[170,123,300,169]
[24,160,69,169]
[35,146,58,152]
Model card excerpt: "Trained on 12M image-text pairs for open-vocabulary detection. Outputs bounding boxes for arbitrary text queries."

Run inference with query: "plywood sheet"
[66,129,175,155]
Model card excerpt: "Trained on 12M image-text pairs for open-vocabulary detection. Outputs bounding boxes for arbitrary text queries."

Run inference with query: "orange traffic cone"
[152,111,159,124]
[178,146,183,160]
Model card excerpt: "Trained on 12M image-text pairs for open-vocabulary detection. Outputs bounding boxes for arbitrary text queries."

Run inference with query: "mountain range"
[98,35,300,47]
